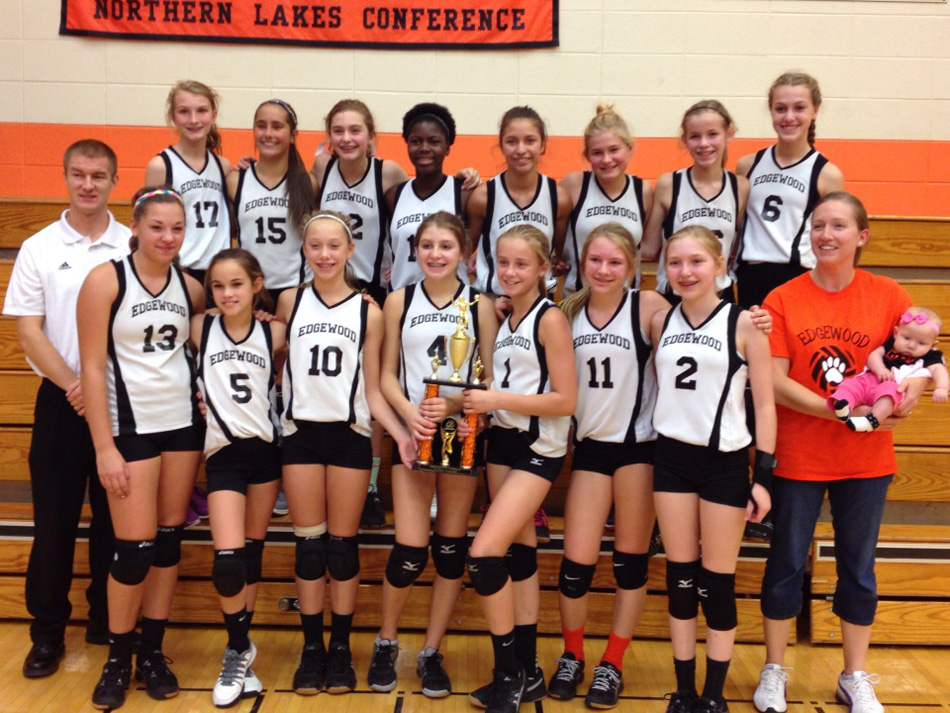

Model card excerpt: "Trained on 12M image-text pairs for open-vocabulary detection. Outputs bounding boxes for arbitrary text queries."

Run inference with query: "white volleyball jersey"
[564,173,646,295]
[319,156,388,287]
[399,281,481,406]
[653,301,750,452]
[198,314,278,458]
[281,287,370,437]
[657,169,740,295]
[107,257,199,437]
[474,174,558,294]
[389,176,465,290]
[572,290,656,443]
[740,146,828,268]
[492,296,570,458]
[160,147,231,271]
[234,166,309,290]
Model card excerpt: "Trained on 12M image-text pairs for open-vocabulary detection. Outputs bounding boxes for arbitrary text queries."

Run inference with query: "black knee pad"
[153,525,184,568]
[244,538,264,585]
[697,567,737,631]
[666,559,700,621]
[431,534,469,580]
[385,542,428,588]
[558,557,596,599]
[467,555,510,596]
[613,550,649,590]
[110,538,156,585]
[327,534,360,582]
[504,543,538,582]
[295,533,327,581]
[212,548,247,598]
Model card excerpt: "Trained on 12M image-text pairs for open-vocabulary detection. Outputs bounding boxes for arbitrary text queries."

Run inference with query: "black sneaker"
[417,648,451,698]
[744,512,774,542]
[470,665,546,707]
[486,667,525,713]
[135,651,179,700]
[367,638,398,693]
[361,488,386,529]
[92,658,131,710]
[548,654,585,700]
[325,641,356,693]
[292,643,326,695]
[693,695,728,713]
[664,689,697,713]
[585,662,623,709]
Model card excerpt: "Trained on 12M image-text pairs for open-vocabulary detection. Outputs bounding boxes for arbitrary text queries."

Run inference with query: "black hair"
[401,102,457,145]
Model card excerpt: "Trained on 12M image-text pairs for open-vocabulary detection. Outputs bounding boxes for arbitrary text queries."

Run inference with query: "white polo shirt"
[3,210,130,377]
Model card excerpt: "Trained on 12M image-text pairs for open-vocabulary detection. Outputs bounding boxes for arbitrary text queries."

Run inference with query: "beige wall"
[1,0,949,141]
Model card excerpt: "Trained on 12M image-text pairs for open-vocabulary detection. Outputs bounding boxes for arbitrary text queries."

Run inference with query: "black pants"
[735,262,807,309]
[26,379,114,645]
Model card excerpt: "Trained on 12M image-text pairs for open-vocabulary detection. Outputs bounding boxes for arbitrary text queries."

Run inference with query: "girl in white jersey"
[144,80,231,287]
[462,225,577,713]
[228,99,316,305]
[549,224,670,708]
[368,212,498,697]
[78,188,206,710]
[191,249,285,707]
[648,226,775,713]
[736,72,844,308]
[561,105,653,295]
[644,101,750,305]
[468,106,571,296]
[275,211,415,697]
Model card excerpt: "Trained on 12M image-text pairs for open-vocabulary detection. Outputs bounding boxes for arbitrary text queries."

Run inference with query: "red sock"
[600,632,631,670]
[562,626,585,661]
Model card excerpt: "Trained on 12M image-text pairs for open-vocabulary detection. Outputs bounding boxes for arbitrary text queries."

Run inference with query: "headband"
[263,98,297,127]
[900,310,940,334]
[303,213,353,239]
[134,189,183,210]
[411,113,454,143]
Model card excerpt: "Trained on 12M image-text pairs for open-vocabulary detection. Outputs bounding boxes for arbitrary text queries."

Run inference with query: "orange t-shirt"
[764,270,912,481]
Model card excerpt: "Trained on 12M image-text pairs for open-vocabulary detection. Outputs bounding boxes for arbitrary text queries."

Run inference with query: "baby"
[830,306,948,431]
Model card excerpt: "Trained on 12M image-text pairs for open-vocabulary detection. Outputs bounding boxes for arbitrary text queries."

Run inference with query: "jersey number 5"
[230,373,252,404]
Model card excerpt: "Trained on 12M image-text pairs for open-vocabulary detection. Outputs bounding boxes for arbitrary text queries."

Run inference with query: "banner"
[61,0,558,49]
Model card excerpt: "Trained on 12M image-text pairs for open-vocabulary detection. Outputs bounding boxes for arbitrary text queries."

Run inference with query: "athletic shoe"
[242,668,263,698]
[135,651,179,700]
[585,662,623,709]
[835,670,884,713]
[548,654,585,700]
[469,665,546,707]
[418,647,452,698]
[92,658,132,710]
[744,512,773,541]
[753,664,789,713]
[663,690,697,713]
[184,505,201,529]
[361,487,386,529]
[292,643,325,695]
[833,398,852,421]
[534,508,550,543]
[325,641,357,693]
[693,695,729,713]
[367,638,398,692]
[486,667,525,713]
[272,487,289,516]
[212,642,257,707]
[191,486,210,519]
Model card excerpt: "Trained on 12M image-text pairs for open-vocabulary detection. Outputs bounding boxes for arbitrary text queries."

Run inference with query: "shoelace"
[589,665,620,692]
[760,666,790,695]
[218,649,250,686]
[373,643,396,667]
[554,658,582,682]
[849,672,882,704]
[421,652,446,679]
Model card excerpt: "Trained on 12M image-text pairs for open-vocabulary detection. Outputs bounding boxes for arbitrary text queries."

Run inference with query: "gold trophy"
[415,295,486,473]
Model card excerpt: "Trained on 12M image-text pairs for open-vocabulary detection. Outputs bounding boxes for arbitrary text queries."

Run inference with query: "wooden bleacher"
[0,198,947,645]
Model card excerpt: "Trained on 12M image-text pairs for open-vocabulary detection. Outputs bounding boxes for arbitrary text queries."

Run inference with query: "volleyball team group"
[7,69,948,713]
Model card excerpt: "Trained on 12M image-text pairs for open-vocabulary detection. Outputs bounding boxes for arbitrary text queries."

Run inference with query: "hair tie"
[134,189,183,210]
[899,310,940,334]
[264,98,298,127]
[302,213,353,240]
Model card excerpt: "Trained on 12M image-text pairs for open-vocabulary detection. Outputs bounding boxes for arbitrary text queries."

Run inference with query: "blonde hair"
[301,210,357,289]
[582,103,633,159]
[769,71,822,148]
[665,225,724,270]
[166,80,222,153]
[561,223,638,322]
[497,224,550,296]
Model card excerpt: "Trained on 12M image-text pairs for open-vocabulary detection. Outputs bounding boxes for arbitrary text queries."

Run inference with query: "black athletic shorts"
[571,438,655,476]
[282,420,372,469]
[206,437,281,494]
[735,262,807,310]
[114,424,205,463]
[486,426,565,483]
[652,435,750,508]
[355,280,388,309]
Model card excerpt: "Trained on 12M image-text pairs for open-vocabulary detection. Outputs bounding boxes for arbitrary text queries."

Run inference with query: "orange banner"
[61,0,558,48]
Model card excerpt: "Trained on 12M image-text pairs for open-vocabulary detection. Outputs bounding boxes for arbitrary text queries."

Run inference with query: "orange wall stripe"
[1,123,948,217]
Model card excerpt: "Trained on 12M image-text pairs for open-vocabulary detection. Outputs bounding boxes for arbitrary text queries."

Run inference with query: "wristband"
[752,450,776,493]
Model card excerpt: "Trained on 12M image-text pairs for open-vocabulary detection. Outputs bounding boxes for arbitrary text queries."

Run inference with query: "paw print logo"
[809,346,855,392]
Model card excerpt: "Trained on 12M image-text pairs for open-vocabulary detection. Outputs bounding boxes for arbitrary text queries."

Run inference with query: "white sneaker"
[213,642,257,707]
[836,670,883,713]
[243,668,263,698]
[753,663,789,713]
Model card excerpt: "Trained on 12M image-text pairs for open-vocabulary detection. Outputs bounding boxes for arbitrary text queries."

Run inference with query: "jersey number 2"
[674,356,698,390]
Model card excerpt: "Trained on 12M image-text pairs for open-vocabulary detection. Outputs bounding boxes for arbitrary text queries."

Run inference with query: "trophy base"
[414,461,476,476]
[422,377,488,390]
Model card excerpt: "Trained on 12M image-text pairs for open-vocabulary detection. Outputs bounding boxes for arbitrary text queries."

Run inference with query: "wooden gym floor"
[1,624,948,713]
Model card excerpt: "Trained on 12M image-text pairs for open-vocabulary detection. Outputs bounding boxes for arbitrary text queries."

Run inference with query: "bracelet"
[752,450,777,493]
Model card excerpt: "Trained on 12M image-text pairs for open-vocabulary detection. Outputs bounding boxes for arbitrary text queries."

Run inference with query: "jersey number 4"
[142,325,177,353]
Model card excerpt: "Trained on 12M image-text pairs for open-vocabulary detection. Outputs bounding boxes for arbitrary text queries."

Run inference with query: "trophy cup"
[415,295,487,473]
